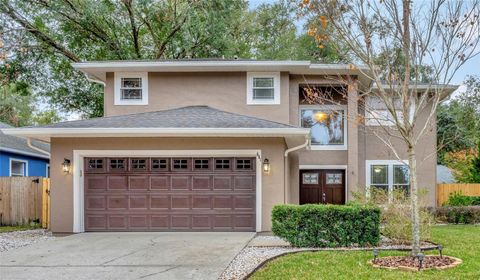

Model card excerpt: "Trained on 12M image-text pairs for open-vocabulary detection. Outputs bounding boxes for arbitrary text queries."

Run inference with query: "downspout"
[27,138,51,157]
[283,136,310,203]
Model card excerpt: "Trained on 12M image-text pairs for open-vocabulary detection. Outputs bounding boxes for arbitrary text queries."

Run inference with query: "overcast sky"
[248,0,479,86]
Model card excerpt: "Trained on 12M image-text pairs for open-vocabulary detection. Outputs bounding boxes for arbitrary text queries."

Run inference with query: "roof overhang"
[72,60,373,89]
[1,127,311,148]
[371,84,459,100]
[0,147,50,159]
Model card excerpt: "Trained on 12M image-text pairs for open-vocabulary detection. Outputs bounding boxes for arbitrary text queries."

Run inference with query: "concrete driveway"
[0,232,254,280]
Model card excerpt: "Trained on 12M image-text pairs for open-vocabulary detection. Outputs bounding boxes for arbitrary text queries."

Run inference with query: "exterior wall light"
[62,158,71,174]
[263,158,270,174]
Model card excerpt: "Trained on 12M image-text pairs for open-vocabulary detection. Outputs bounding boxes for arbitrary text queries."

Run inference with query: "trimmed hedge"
[271,204,381,248]
[434,206,480,224]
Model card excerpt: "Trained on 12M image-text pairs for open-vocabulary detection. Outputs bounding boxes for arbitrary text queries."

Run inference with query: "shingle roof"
[32,106,295,129]
[0,122,50,158]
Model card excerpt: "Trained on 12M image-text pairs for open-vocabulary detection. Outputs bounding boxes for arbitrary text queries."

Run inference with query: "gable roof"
[0,122,50,159]
[0,106,310,146]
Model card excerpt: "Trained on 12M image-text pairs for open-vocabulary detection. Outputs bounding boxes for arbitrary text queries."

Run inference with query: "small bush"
[351,188,433,243]
[443,192,480,206]
[434,206,480,224]
[271,204,381,248]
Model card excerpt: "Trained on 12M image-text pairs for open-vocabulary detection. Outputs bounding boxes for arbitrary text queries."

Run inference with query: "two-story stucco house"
[1,60,455,233]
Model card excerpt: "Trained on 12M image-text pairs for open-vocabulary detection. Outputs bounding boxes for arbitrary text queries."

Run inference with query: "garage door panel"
[107,196,128,210]
[150,195,170,209]
[171,215,190,229]
[108,176,128,190]
[171,195,190,209]
[129,215,148,229]
[129,176,149,190]
[192,176,211,190]
[151,215,169,229]
[192,196,211,209]
[86,195,106,210]
[192,215,211,229]
[85,176,107,192]
[171,176,190,190]
[85,157,256,232]
[213,176,233,190]
[150,176,170,190]
[130,196,148,209]
[108,215,127,229]
[86,215,107,230]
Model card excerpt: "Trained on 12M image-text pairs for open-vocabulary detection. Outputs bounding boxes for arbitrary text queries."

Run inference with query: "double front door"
[300,169,345,205]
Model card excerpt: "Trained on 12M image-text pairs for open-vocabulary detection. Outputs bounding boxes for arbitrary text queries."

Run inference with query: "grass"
[0,224,41,233]
[250,225,480,280]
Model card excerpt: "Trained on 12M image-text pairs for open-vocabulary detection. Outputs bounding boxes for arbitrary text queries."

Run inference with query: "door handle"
[322,192,326,203]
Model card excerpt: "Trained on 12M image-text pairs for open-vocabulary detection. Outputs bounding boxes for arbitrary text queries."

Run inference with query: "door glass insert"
[326,173,342,184]
[302,173,318,184]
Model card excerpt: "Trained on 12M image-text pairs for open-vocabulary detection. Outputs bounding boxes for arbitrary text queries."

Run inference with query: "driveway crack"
[137,265,181,279]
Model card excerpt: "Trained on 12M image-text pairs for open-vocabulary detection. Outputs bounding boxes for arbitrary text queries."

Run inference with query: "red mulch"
[372,256,456,269]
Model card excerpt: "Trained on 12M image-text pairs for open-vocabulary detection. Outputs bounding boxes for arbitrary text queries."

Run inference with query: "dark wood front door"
[300,169,345,205]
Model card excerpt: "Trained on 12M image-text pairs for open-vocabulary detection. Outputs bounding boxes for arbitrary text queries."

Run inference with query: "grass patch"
[250,225,480,280]
[0,224,41,233]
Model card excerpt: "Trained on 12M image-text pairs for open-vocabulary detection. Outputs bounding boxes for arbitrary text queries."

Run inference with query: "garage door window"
[131,159,147,170]
[236,159,252,170]
[87,158,105,172]
[109,159,126,171]
[194,159,210,170]
[173,159,189,170]
[151,159,168,170]
[215,159,230,170]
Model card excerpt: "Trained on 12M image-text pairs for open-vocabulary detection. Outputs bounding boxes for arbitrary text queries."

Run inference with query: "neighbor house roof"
[0,122,50,159]
[0,106,310,146]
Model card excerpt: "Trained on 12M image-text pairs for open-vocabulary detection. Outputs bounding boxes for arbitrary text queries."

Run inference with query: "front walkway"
[0,232,254,280]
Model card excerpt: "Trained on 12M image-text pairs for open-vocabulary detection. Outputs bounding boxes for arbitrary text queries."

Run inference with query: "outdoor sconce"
[263,158,271,174]
[62,158,71,174]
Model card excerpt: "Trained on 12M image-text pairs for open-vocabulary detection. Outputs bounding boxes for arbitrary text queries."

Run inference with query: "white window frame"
[114,72,148,105]
[365,160,409,197]
[246,72,280,105]
[46,164,50,178]
[9,158,28,177]
[299,105,348,150]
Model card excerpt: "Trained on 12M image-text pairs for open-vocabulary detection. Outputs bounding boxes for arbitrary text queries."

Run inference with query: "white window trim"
[73,149,262,233]
[114,72,148,105]
[365,160,408,197]
[299,105,348,150]
[46,164,50,178]
[246,72,280,105]
[9,158,28,177]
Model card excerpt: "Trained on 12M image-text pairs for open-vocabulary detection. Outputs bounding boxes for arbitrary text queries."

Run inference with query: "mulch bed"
[371,255,462,271]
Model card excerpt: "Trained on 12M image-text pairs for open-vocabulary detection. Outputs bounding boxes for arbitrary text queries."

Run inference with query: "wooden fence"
[437,183,480,206]
[0,177,50,228]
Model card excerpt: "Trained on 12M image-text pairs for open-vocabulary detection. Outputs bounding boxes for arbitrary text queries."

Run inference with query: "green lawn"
[250,225,480,280]
[0,224,40,233]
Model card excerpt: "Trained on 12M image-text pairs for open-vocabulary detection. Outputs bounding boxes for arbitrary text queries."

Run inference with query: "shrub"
[271,204,381,248]
[443,192,480,206]
[351,188,433,243]
[434,206,480,224]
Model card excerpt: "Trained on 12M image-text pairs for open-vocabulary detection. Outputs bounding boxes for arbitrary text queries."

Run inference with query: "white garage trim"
[73,149,262,233]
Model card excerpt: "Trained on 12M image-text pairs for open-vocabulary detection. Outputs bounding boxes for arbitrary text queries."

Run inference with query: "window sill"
[247,100,280,105]
[309,145,348,151]
[114,100,148,106]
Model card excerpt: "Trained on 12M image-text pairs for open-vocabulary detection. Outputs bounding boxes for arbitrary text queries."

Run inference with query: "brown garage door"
[84,157,256,232]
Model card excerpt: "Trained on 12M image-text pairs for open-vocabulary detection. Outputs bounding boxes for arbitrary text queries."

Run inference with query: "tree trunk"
[408,146,421,255]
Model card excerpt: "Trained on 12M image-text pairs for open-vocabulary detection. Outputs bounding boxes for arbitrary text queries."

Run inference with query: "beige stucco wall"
[104,72,291,125]
[49,137,287,233]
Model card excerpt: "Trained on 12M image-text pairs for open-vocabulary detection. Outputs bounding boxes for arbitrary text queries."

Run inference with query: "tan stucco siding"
[49,137,287,233]
[104,72,291,125]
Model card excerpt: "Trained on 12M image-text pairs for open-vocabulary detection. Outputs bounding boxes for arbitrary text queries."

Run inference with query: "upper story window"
[246,72,280,105]
[300,105,347,150]
[114,72,148,105]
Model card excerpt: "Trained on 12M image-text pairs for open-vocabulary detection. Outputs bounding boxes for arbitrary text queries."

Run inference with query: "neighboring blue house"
[0,122,50,177]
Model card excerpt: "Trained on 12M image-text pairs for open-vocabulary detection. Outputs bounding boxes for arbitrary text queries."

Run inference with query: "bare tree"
[300,0,480,255]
